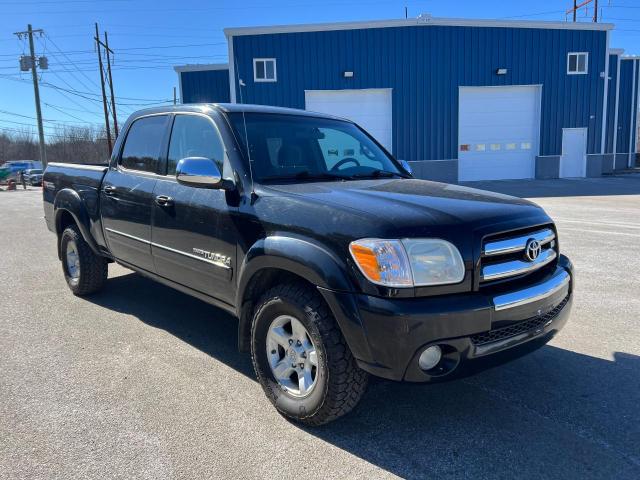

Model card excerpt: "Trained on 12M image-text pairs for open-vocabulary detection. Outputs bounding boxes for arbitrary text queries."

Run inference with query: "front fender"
[54,188,101,257]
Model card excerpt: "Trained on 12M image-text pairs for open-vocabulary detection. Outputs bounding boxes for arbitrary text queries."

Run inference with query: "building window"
[253,58,277,82]
[567,52,588,75]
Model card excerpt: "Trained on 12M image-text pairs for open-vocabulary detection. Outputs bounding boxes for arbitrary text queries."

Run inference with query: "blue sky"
[1,0,639,138]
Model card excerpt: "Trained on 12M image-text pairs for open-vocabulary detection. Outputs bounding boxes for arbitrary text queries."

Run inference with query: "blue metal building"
[174,64,230,103]
[176,16,639,181]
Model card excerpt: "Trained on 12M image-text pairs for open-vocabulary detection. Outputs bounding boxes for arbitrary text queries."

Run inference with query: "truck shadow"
[88,272,640,478]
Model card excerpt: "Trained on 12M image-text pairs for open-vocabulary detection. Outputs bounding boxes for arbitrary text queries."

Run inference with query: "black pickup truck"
[43,104,574,425]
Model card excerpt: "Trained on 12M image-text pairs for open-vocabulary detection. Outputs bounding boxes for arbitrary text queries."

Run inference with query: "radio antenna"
[234,56,256,202]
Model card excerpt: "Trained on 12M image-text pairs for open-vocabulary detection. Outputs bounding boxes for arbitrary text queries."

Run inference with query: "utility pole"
[95,23,112,153]
[103,31,118,138]
[173,86,177,105]
[573,0,577,21]
[14,25,47,168]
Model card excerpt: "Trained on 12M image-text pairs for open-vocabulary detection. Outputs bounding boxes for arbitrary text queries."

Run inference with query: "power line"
[0,107,97,125]
[0,54,228,66]
[0,118,61,130]
[0,73,174,103]
[44,33,101,90]
[0,126,56,138]
[0,0,129,4]
[42,102,100,124]
[0,41,229,58]
[501,10,565,19]
[3,0,402,15]
[37,42,96,94]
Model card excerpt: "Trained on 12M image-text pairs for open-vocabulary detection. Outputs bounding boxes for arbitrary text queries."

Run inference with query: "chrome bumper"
[493,268,570,312]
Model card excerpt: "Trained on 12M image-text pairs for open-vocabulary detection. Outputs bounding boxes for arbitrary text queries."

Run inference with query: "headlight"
[349,238,465,287]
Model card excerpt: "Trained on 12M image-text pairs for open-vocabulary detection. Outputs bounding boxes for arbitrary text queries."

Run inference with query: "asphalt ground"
[1,176,639,479]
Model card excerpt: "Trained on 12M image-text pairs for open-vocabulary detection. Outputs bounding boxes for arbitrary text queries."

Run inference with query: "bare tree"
[0,127,110,165]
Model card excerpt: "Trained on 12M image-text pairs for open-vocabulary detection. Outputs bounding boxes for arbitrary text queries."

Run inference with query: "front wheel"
[251,283,368,426]
[60,225,108,296]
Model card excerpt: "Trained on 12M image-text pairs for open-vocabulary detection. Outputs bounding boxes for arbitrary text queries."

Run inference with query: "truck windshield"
[228,112,403,182]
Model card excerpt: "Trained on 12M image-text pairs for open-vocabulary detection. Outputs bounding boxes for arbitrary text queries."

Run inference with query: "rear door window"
[120,115,169,173]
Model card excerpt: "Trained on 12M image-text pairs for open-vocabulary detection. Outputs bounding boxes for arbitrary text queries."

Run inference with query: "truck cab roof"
[130,103,348,122]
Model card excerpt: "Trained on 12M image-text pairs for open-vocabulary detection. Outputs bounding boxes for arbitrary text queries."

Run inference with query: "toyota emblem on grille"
[524,239,542,262]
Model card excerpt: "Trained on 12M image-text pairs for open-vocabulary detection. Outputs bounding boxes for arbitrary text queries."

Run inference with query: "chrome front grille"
[480,227,557,283]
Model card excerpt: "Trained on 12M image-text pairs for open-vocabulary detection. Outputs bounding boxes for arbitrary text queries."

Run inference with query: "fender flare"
[236,235,353,308]
[53,188,102,258]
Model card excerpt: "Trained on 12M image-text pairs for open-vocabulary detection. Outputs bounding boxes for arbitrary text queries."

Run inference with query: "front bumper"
[319,255,574,382]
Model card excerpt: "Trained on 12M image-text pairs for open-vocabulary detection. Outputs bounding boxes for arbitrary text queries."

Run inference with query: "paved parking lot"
[1,175,639,479]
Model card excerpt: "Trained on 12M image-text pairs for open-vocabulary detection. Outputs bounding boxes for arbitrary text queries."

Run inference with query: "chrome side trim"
[105,228,231,269]
[493,269,570,311]
[481,248,557,281]
[484,228,555,257]
[105,227,150,245]
[47,162,108,172]
[151,242,231,269]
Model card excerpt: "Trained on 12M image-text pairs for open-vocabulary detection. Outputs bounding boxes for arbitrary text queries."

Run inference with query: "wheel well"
[237,268,316,352]
[56,210,76,235]
[56,210,77,259]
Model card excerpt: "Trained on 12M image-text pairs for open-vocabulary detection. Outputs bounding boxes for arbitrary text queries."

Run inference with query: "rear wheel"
[60,225,108,295]
[251,283,368,426]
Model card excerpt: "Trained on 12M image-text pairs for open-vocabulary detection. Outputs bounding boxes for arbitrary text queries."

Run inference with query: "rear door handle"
[103,185,117,195]
[155,195,174,207]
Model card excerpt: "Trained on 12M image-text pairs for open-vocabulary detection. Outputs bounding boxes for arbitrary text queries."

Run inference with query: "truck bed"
[42,162,108,235]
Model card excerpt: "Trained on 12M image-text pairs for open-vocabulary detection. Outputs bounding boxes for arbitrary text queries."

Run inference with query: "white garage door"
[305,89,393,151]
[458,86,541,181]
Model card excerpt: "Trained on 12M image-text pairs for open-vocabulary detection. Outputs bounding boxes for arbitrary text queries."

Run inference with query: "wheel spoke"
[307,349,317,367]
[290,318,308,343]
[66,242,80,279]
[269,326,292,349]
[298,368,314,395]
[272,359,293,380]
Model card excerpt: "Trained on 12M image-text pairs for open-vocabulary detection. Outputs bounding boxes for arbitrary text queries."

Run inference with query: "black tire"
[60,225,108,296]
[251,283,369,426]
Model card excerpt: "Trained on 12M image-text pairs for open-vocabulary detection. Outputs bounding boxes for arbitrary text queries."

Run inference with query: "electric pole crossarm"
[566,0,599,22]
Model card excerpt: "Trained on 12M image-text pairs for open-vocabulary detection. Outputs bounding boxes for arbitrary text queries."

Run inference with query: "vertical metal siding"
[181,70,230,103]
[616,59,638,154]
[605,54,619,154]
[231,25,607,160]
[630,60,640,153]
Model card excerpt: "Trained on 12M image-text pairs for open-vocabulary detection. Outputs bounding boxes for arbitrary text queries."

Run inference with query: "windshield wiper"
[349,169,399,179]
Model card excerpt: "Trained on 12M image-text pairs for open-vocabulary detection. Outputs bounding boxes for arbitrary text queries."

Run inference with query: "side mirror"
[176,157,224,189]
[398,159,413,175]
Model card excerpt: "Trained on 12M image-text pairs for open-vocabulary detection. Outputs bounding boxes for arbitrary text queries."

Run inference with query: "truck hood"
[261,178,551,237]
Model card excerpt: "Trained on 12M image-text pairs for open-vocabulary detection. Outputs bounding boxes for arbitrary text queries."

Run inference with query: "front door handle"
[103,185,117,195]
[155,195,174,207]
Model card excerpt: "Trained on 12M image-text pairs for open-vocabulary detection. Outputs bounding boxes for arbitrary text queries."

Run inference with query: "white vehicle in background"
[23,168,43,186]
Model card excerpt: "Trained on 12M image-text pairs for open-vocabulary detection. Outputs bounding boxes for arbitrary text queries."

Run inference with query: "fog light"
[418,345,442,371]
